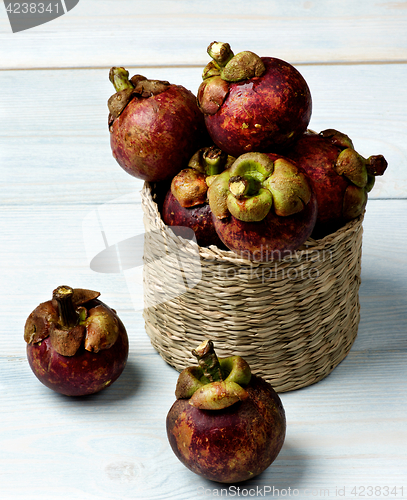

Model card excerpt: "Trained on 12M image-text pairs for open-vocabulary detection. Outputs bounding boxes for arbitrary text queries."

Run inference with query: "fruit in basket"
[170,145,235,207]
[284,129,388,237]
[197,41,312,157]
[162,191,222,247]
[108,67,208,182]
[166,340,286,483]
[162,146,235,247]
[206,152,317,261]
[24,286,129,396]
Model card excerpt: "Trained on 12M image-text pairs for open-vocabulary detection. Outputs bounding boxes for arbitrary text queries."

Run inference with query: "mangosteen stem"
[207,42,234,68]
[203,147,228,176]
[229,175,259,198]
[366,155,388,177]
[192,340,223,382]
[109,67,134,92]
[206,42,266,83]
[53,286,78,329]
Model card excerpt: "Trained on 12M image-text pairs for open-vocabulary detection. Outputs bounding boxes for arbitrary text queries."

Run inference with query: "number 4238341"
[350,486,404,497]
[6,3,61,14]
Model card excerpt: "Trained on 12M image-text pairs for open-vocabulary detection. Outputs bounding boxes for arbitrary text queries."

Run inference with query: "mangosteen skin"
[162,189,223,248]
[110,85,208,182]
[212,189,318,261]
[26,299,129,397]
[202,57,312,158]
[285,133,360,238]
[166,374,286,483]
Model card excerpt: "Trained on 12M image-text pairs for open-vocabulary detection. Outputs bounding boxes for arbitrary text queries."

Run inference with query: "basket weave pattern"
[141,182,363,392]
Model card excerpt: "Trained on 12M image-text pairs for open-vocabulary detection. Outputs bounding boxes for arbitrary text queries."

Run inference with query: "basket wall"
[141,182,363,392]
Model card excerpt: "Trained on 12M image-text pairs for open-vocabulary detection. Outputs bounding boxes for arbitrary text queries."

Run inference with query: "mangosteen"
[206,152,317,261]
[108,67,208,182]
[162,191,222,247]
[284,129,388,238]
[166,340,286,483]
[197,42,312,157]
[24,286,129,396]
[161,146,235,247]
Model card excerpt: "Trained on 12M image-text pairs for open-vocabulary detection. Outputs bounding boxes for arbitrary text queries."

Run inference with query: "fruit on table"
[197,41,312,157]
[207,152,317,261]
[24,286,129,396]
[284,129,388,237]
[108,67,208,182]
[166,340,286,483]
[162,146,234,247]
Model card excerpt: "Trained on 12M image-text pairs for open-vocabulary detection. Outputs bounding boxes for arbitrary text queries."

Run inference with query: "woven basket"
[141,181,363,392]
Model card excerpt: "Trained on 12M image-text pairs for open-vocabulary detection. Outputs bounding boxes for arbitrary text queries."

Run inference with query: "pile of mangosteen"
[24,41,389,485]
[108,41,388,260]
[104,43,389,481]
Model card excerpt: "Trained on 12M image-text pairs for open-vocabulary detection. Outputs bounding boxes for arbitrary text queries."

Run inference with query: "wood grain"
[1,0,407,68]
[1,1,407,499]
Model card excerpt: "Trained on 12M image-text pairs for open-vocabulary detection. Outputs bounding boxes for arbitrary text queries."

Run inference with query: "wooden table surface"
[1,1,406,499]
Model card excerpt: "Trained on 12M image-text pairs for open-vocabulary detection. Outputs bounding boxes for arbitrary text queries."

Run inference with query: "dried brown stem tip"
[52,286,78,329]
[192,340,223,382]
[367,155,388,176]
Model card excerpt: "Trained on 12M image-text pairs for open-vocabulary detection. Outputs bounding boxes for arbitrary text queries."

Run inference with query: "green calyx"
[206,169,232,219]
[197,42,266,115]
[227,186,273,222]
[171,169,208,208]
[365,174,376,193]
[320,129,354,149]
[207,152,312,221]
[342,184,368,220]
[335,148,368,188]
[171,147,235,207]
[203,42,266,83]
[321,129,388,219]
[229,152,274,181]
[109,68,170,96]
[175,340,252,410]
[24,287,101,346]
[221,51,266,82]
[24,286,119,357]
[190,381,249,410]
[321,129,388,189]
[188,146,234,177]
[108,67,135,121]
[263,158,312,216]
[198,42,265,114]
[82,304,119,353]
[197,76,230,115]
[108,67,170,121]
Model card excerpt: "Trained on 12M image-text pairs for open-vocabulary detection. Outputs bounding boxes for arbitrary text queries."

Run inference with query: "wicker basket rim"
[142,181,364,266]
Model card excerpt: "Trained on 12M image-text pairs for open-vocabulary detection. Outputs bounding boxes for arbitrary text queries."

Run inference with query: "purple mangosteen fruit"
[24,286,129,396]
[166,340,286,483]
[162,191,222,247]
[108,67,208,182]
[284,129,388,238]
[197,42,312,157]
[161,146,235,247]
[207,152,317,261]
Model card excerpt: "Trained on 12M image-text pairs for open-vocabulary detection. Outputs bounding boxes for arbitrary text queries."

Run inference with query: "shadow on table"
[55,358,143,406]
